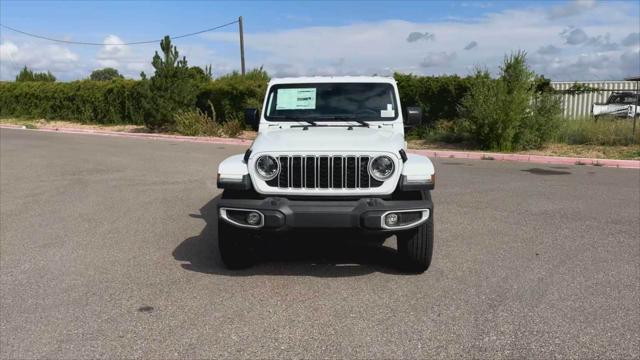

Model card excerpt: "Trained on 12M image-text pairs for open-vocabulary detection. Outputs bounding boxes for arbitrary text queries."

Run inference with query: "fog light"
[246,212,261,225]
[385,213,399,226]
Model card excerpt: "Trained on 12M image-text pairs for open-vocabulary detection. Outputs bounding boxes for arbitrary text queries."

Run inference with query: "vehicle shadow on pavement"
[173,195,407,277]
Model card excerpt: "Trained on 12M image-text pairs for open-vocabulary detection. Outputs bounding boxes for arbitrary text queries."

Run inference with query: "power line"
[0,20,239,46]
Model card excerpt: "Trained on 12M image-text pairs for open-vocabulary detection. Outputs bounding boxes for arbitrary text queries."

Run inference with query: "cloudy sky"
[1,0,638,81]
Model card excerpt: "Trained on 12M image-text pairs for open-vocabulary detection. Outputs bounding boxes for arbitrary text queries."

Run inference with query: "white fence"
[551,81,639,119]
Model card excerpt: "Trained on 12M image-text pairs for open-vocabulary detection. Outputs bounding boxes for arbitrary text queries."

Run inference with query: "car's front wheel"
[397,191,434,273]
[218,219,256,269]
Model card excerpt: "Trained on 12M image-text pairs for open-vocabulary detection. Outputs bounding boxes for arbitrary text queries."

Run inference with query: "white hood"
[250,127,405,154]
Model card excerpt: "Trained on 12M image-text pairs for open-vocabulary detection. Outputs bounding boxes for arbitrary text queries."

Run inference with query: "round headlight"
[369,155,395,181]
[255,155,279,180]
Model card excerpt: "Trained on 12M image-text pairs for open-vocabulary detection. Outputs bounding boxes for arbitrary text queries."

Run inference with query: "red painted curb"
[2,125,638,169]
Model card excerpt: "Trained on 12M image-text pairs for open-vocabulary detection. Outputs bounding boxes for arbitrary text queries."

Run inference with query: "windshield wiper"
[314,115,370,128]
[269,115,317,126]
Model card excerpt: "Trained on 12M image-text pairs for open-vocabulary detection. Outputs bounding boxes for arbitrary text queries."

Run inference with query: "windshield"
[608,93,639,105]
[264,82,398,121]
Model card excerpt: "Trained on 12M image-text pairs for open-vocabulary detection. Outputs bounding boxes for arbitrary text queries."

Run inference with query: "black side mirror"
[405,106,422,127]
[244,108,259,131]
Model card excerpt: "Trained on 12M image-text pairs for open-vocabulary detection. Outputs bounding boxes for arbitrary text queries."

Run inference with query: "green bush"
[460,52,562,151]
[196,68,269,123]
[0,79,147,124]
[554,118,640,146]
[174,108,218,136]
[219,117,244,137]
[407,120,469,143]
[394,73,472,124]
[173,101,245,138]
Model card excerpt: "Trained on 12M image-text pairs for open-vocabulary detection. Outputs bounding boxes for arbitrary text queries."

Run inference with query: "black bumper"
[218,196,432,232]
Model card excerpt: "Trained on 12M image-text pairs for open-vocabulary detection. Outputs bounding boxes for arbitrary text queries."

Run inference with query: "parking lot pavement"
[1,128,639,359]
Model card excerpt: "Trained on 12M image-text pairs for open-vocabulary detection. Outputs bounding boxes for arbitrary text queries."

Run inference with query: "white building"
[551,80,639,118]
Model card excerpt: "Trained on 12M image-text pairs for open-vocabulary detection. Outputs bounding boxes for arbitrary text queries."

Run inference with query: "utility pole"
[238,16,245,75]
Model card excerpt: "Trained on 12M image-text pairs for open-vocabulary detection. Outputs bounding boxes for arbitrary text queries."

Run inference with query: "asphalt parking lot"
[1,128,639,359]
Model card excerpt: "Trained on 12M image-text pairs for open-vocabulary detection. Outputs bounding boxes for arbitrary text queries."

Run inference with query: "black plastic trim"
[398,175,434,191]
[243,149,252,163]
[218,195,432,232]
[217,174,253,190]
[399,149,408,163]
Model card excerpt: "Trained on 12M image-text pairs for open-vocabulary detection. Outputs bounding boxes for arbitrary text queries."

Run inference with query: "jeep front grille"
[265,155,383,189]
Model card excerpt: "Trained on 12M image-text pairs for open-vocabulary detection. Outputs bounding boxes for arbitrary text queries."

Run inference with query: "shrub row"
[0,80,147,124]
[0,75,266,127]
[0,71,470,126]
[394,73,472,122]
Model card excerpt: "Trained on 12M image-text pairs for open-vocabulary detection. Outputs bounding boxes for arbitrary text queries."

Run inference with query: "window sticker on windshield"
[381,103,394,118]
[276,88,317,110]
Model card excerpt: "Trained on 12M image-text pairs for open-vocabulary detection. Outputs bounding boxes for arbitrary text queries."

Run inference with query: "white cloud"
[621,32,640,47]
[420,52,457,68]
[0,41,19,59]
[1,0,637,81]
[97,35,129,66]
[95,35,152,76]
[620,50,640,76]
[561,27,589,45]
[0,40,81,80]
[202,2,638,80]
[584,33,619,51]
[537,44,561,55]
[548,0,597,19]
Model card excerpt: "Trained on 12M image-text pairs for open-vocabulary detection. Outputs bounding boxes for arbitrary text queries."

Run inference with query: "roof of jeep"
[268,76,396,85]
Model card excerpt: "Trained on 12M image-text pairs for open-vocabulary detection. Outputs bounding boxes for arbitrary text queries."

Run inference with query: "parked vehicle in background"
[592,92,640,119]
[216,76,436,273]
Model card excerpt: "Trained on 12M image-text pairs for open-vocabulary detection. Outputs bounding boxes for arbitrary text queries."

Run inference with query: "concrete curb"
[2,124,638,169]
[409,149,640,169]
[0,124,251,146]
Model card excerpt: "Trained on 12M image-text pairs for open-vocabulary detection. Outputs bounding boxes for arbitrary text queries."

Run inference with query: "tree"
[15,66,56,82]
[461,51,562,151]
[90,67,124,81]
[142,36,208,130]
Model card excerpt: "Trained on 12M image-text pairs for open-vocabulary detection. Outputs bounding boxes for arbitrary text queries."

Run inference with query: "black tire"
[218,219,256,269]
[397,191,434,273]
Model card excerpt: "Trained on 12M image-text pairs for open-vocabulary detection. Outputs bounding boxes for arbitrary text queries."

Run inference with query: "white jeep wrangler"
[216,76,435,272]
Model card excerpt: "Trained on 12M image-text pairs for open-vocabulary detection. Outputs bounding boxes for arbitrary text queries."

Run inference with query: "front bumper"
[218,196,432,232]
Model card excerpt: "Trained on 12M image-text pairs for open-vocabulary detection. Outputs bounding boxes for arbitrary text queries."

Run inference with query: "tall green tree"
[461,51,562,151]
[15,66,56,82]
[90,67,124,81]
[142,36,208,130]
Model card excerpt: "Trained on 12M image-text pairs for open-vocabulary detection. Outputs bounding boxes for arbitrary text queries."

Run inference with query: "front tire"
[218,219,256,269]
[397,191,434,273]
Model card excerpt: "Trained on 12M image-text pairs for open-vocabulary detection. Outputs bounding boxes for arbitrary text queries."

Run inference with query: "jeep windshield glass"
[264,83,398,121]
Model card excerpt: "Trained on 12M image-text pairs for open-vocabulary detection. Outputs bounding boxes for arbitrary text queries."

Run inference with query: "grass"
[408,138,640,160]
[407,117,640,160]
[554,117,640,146]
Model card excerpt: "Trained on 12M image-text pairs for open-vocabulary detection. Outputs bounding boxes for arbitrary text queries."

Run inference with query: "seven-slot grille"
[265,155,384,189]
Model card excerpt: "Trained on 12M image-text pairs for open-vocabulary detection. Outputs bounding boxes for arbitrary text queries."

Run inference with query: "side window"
[608,95,622,104]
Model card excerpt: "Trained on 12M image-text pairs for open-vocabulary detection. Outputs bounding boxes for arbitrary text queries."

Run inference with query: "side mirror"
[244,108,259,131]
[405,106,422,127]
